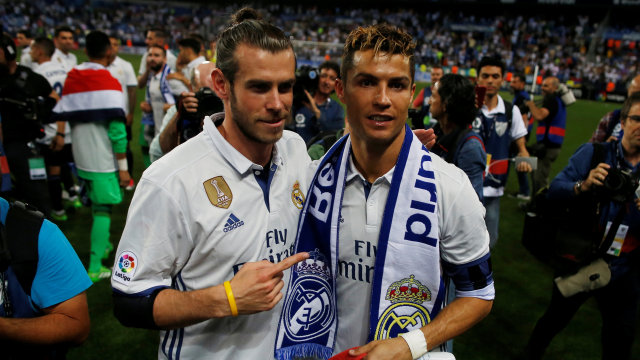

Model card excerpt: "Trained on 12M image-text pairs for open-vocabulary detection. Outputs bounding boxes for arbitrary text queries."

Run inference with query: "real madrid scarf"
[275,125,444,360]
[142,63,174,126]
[52,62,125,123]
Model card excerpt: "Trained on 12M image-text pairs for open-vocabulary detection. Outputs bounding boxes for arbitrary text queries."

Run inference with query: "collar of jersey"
[76,62,106,71]
[204,114,283,175]
[345,150,394,186]
[481,94,506,117]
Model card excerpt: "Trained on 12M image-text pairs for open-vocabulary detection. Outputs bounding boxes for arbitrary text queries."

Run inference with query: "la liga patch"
[112,251,138,285]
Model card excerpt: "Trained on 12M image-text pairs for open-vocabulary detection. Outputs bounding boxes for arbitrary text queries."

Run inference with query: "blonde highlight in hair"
[341,24,416,81]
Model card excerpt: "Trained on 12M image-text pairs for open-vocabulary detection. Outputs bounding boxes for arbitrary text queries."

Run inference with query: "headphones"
[0,33,17,61]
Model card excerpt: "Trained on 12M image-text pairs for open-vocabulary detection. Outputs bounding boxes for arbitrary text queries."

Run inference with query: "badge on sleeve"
[112,251,138,285]
[204,176,233,209]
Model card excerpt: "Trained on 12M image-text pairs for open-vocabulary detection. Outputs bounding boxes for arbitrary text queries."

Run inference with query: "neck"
[350,127,406,183]
[621,139,640,167]
[89,58,109,67]
[37,58,50,65]
[314,92,329,105]
[485,93,498,110]
[7,62,17,74]
[439,116,454,134]
[219,115,273,167]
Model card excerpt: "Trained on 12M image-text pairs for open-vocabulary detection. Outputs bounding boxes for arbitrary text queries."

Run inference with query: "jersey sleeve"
[31,220,92,309]
[108,120,128,154]
[111,178,195,296]
[124,61,137,87]
[436,159,494,300]
[509,105,527,140]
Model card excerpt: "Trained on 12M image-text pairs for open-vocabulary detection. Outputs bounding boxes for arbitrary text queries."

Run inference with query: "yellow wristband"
[223,281,238,317]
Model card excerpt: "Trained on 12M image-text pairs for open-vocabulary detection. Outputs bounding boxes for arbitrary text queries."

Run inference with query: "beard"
[150,62,163,73]
[229,87,290,145]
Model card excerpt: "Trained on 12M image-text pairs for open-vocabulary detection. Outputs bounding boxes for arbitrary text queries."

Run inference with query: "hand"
[635,198,640,211]
[229,252,309,315]
[126,113,133,126]
[50,134,65,151]
[414,128,436,150]
[180,92,198,113]
[583,162,611,192]
[140,101,152,113]
[303,90,321,119]
[516,151,532,172]
[349,337,412,360]
[605,135,618,143]
[118,170,131,187]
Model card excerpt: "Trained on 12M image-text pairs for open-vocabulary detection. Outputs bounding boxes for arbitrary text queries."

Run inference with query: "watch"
[574,180,583,194]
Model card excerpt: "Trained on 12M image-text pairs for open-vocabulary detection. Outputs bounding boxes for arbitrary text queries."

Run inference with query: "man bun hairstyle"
[216,7,293,85]
[341,24,416,82]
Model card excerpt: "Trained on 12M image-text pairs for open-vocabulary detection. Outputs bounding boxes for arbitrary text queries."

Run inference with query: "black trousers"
[3,141,52,216]
[525,265,639,360]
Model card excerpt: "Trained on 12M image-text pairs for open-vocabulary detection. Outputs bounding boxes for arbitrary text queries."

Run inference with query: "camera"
[598,168,640,203]
[177,87,223,143]
[293,65,319,108]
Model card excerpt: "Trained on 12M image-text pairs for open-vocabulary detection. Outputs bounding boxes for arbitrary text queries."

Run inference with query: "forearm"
[159,113,180,153]
[127,87,136,116]
[56,121,66,134]
[421,297,492,350]
[526,100,547,121]
[0,293,89,345]
[514,137,529,156]
[137,71,150,89]
[153,286,231,329]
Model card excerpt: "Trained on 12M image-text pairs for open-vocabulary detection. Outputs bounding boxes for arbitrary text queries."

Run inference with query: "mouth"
[259,118,286,128]
[367,114,394,125]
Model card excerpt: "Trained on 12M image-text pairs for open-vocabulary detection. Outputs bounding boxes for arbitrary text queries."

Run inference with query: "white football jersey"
[34,60,70,144]
[51,48,77,72]
[113,116,311,359]
[108,56,137,115]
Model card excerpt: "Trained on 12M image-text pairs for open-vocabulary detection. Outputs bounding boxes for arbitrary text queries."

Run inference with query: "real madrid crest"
[374,275,432,340]
[291,181,305,209]
[203,176,233,209]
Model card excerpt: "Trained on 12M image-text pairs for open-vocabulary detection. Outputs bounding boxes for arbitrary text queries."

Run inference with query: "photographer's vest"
[474,101,512,189]
[536,96,566,146]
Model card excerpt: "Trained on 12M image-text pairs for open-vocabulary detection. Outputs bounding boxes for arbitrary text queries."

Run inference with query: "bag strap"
[597,204,627,255]
[5,201,43,296]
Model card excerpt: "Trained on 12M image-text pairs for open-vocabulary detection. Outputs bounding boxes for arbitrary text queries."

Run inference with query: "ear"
[335,78,345,103]
[410,82,416,102]
[211,68,230,101]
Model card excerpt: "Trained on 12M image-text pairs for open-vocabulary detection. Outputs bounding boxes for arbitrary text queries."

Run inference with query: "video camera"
[177,87,223,143]
[598,168,640,203]
[293,65,319,108]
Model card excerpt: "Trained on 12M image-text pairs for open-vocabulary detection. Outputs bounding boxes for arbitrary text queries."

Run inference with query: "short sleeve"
[31,220,92,309]
[111,178,194,295]
[124,61,137,87]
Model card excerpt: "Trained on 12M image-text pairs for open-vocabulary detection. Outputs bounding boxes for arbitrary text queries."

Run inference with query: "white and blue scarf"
[275,125,445,359]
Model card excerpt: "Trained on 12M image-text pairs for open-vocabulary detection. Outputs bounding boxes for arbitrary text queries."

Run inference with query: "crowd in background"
[2,0,640,96]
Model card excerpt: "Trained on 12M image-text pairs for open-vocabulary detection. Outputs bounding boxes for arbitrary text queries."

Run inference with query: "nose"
[266,88,285,112]
[374,84,392,107]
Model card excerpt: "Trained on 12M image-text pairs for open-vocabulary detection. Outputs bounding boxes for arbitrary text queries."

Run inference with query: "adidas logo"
[223,213,244,233]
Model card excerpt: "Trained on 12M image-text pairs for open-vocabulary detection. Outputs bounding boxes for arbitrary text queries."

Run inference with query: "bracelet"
[117,158,128,171]
[223,281,238,317]
[56,132,65,138]
[399,329,428,359]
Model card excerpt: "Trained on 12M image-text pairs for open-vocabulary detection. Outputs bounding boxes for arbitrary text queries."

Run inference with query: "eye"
[250,83,271,93]
[278,82,293,93]
[360,79,374,87]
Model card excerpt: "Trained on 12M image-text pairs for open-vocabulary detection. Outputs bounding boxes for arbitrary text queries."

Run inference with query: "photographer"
[149,62,219,162]
[524,93,640,360]
[289,65,321,143]
[526,76,567,194]
[0,33,57,216]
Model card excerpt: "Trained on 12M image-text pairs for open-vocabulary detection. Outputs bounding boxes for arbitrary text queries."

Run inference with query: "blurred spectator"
[51,25,76,72]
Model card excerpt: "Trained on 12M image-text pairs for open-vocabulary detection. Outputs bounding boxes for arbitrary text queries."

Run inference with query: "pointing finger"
[270,252,309,275]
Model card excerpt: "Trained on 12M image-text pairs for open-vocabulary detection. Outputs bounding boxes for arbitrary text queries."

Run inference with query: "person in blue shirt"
[313,61,345,133]
[524,92,640,360]
[430,74,486,201]
[0,197,92,359]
